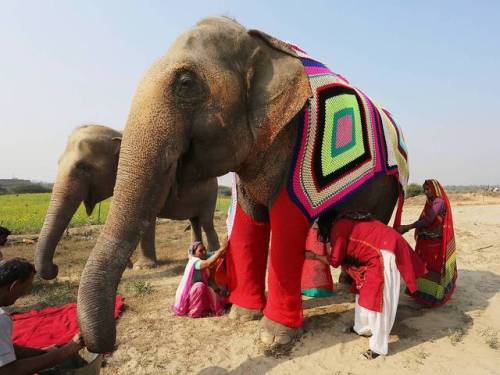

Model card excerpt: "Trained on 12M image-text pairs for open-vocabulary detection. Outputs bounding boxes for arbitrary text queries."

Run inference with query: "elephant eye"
[76,161,91,173]
[174,70,201,100]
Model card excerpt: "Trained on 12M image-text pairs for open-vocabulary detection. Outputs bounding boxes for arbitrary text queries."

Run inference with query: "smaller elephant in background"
[35,124,219,280]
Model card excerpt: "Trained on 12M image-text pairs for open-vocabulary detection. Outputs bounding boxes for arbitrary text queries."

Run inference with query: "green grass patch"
[0,193,111,234]
[0,193,232,234]
[215,196,231,212]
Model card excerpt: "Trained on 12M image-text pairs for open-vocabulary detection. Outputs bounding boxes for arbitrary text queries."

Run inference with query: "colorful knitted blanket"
[287,43,409,220]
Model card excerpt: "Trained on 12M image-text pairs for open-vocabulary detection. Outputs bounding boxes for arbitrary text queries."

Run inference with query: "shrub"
[406,183,424,198]
[128,280,155,296]
[9,183,52,194]
[217,186,232,196]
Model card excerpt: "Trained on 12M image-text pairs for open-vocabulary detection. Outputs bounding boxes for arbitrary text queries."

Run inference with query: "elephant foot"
[228,304,263,322]
[259,316,303,357]
[133,258,158,270]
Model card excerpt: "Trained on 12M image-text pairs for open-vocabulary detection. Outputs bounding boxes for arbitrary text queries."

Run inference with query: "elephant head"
[35,125,121,280]
[77,17,311,352]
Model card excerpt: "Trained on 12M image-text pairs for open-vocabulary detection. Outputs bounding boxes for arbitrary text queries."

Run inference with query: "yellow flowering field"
[0,193,231,234]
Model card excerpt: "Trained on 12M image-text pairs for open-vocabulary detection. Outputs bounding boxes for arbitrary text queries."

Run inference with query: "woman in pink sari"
[172,239,228,318]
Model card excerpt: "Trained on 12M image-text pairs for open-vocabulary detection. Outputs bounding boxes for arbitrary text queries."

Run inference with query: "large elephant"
[77,17,403,353]
[35,124,219,280]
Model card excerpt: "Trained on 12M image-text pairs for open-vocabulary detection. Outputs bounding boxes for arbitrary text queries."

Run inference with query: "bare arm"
[198,237,228,270]
[398,198,445,234]
[329,237,347,268]
[0,339,82,375]
[13,345,46,359]
[304,251,330,266]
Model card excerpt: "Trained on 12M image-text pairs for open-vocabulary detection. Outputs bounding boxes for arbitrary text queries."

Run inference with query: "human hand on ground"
[70,333,84,349]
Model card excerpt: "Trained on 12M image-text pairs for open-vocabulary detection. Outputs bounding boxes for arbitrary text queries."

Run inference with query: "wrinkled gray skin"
[35,124,219,280]
[77,17,400,353]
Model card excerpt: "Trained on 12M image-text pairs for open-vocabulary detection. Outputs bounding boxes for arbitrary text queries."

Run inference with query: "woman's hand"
[219,236,229,254]
[201,238,228,269]
[305,251,329,266]
[396,225,411,234]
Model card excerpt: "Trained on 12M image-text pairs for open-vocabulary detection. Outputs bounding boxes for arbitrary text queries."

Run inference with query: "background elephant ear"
[246,29,312,149]
[84,199,96,216]
[111,137,122,157]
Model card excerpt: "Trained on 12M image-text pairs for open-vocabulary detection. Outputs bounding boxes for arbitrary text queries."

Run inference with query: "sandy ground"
[4,193,500,374]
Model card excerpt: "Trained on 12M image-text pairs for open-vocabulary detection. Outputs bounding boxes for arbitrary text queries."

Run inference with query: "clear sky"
[1,1,499,186]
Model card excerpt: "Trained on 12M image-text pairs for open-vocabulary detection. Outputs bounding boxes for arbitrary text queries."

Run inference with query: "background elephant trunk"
[35,176,88,280]
[77,134,178,353]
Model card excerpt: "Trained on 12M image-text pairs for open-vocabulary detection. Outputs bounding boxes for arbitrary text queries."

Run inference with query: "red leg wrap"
[226,203,270,310]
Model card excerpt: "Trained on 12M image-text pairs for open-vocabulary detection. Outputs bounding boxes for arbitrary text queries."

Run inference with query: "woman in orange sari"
[397,179,457,307]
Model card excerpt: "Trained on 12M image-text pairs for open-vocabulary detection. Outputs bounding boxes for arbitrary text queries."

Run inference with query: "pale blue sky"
[1,1,499,186]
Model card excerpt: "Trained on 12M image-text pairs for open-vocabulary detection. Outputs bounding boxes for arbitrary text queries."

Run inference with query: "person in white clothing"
[306,211,427,359]
[0,257,84,375]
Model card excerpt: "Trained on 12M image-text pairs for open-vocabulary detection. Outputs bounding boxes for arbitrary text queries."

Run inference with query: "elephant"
[76,17,404,353]
[35,124,219,280]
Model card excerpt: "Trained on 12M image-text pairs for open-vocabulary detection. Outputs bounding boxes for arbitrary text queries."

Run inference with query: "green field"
[0,193,231,234]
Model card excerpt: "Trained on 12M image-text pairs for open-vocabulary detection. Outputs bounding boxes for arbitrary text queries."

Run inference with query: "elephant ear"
[111,137,122,157]
[83,199,96,217]
[246,29,312,149]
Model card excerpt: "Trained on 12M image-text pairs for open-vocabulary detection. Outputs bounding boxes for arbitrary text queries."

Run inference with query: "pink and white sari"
[172,245,225,318]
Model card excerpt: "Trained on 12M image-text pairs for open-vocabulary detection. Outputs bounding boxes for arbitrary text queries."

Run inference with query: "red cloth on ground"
[264,189,311,328]
[226,202,270,310]
[11,296,124,349]
[301,227,334,293]
[330,218,427,312]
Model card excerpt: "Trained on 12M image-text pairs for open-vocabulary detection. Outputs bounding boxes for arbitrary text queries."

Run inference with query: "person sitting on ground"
[172,238,229,318]
[306,211,427,359]
[0,227,11,260]
[0,257,84,375]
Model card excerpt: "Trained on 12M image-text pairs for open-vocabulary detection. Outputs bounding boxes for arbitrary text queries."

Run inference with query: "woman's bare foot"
[361,349,380,360]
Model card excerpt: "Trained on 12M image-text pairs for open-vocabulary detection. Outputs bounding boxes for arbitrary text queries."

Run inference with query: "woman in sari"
[397,179,457,307]
[172,238,228,318]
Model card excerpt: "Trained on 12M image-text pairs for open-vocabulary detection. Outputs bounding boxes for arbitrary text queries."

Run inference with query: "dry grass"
[448,327,465,346]
[2,193,500,374]
[480,328,499,350]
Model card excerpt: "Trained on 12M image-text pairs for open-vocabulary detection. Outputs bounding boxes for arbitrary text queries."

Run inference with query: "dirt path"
[4,195,500,374]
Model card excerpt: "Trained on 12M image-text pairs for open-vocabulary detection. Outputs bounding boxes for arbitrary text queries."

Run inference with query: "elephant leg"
[373,177,399,225]
[134,219,158,269]
[200,216,220,253]
[189,217,203,243]
[261,188,310,345]
[226,201,270,319]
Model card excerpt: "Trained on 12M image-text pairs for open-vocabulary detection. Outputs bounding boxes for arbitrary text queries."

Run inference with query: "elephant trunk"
[77,126,179,353]
[35,176,87,280]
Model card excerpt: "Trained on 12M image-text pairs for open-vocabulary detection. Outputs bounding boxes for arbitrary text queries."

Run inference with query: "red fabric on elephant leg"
[301,226,335,294]
[11,296,124,349]
[264,189,311,328]
[226,203,270,310]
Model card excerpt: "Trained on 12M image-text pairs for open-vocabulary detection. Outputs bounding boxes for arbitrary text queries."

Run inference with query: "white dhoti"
[353,250,401,355]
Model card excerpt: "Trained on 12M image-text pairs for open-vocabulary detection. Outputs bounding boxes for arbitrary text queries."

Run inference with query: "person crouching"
[306,212,427,359]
